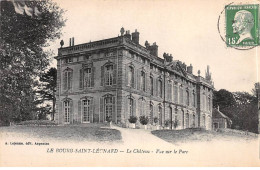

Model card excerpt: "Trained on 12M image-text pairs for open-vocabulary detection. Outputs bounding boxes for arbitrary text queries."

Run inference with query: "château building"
[55,28,214,130]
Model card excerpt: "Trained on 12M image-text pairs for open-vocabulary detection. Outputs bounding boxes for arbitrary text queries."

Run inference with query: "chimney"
[148,42,158,57]
[72,37,74,46]
[125,30,131,39]
[69,38,71,46]
[131,29,140,44]
[187,64,193,74]
[182,62,187,71]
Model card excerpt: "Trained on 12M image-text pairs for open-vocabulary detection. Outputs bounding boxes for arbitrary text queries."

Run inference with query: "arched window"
[64,100,70,123]
[158,79,163,98]
[63,69,73,90]
[129,98,134,116]
[186,90,189,106]
[105,65,113,86]
[167,107,172,122]
[104,96,113,120]
[150,76,154,95]
[85,68,92,87]
[140,71,145,91]
[128,66,134,88]
[82,99,91,122]
[138,98,146,116]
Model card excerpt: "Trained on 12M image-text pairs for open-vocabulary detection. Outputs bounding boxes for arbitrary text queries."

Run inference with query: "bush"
[128,116,138,124]
[106,116,112,122]
[139,116,149,125]
[153,117,158,124]
[164,119,171,127]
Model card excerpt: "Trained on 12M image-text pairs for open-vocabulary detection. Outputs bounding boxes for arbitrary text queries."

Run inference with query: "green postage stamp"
[225,4,259,47]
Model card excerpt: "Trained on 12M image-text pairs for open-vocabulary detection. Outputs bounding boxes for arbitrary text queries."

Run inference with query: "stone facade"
[55,28,214,130]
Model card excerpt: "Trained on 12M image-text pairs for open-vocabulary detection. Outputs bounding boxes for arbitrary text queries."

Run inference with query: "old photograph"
[0,0,259,167]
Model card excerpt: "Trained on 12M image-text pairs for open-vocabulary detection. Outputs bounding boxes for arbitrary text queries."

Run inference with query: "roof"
[212,108,232,123]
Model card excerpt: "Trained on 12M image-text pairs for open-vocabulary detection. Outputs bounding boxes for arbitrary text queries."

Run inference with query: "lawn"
[0,123,122,143]
[151,128,258,144]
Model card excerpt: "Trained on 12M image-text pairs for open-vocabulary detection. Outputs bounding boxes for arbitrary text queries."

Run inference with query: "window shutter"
[68,71,72,90]
[112,96,116,122]
[125,97,129,119]
[125,66,128,86]
[91,67,95,87]
[69,100,73,124]
[90,98,94,123]
[133,99,136,116]
[63,72,67,90]
[78,100,81,123]
[79,69,83,89]
[100,97,104,122]
[101,66,104,86]
[155,79,158,96]
[137,71,140,90]
[113,64,117,85]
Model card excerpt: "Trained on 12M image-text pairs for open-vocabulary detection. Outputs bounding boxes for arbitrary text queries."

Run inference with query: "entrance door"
[82,99,90,123]
[213,122,219,130]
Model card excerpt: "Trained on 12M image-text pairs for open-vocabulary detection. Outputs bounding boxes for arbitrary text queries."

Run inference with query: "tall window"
[82,99,91,122]
[105,96,113,120]
[185,113,189,128]
[179,87,183,104]
[128,66,134,88]
[140,71,145,91]
[85,68,91,87]
[105,65,113,86]
[168,81,172,101]
[158,106,162,125]
[208,97,211,111]
[192,114,195,127]
[202,114,206,127]
[139,99,145,116]
[129,98,134,116]
[167,107,172,121]
[64,70,73,90]
[150,104,153,123]
[150,76,153,95]
[193,92,196,107]
[174,85,178,103]
[186,90,189,106]
[64,101,70,123]
[158,79,163,98]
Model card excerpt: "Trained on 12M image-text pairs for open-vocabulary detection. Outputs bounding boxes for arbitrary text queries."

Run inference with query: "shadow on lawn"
[0,123,122,143]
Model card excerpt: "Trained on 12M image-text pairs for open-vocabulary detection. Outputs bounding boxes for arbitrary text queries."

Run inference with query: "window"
[140,71,145,91]
[129,98,134,116]
[185,113,189,128]
[186,90,189,106]
[85,68,92,87]
[208,97,211,111]
[202,115,206,127]
[192,114,195,127]
[128,66,134,88]
[158,79,163,98]
[168,81,172,101]
[150,76,153,95]
[64,101,70,123]
[138,99,145,116]
[65,57,72,63]
[105,65,113,86]
[149,104,153,123]
[82,99,91,122]
[174,85,178,103]
[158,105,163,125]
[193,92,196,107]
[179,87,183,104]
[63,69,73,90]
[167,107,172,121]
[105,96,113,120]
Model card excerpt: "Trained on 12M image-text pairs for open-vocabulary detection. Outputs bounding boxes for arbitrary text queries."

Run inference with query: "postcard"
[0,0,259,167]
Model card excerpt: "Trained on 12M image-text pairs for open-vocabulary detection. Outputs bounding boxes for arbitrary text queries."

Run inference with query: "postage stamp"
[225,4,259,47]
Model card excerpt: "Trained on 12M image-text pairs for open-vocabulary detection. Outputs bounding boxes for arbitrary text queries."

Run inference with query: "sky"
[49,0,259,93]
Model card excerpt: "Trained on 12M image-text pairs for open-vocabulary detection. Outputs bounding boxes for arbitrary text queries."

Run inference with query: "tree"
[0,0,66,124]
[36,67,57,120]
